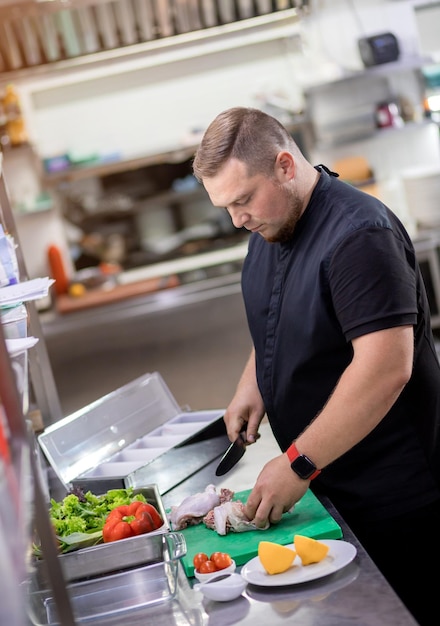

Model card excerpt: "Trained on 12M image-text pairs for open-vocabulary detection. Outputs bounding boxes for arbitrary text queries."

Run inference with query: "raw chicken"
[203,500,269,535]
[169,484,234,530]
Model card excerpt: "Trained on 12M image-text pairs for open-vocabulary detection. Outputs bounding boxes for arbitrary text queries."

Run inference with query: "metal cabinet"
[0,155,76,624]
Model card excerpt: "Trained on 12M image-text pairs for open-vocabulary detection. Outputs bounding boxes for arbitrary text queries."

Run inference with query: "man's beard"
[265,185,303,244]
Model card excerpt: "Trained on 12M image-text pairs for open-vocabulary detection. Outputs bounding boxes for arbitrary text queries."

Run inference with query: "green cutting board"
[178,489,342,578]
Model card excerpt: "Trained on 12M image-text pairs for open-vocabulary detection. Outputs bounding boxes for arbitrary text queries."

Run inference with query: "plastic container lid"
[38,372,181,487]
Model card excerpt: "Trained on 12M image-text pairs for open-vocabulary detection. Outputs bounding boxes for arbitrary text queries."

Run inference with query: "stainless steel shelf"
[0,6,300,82]
[41,116,309,185]
[42,144,199,185]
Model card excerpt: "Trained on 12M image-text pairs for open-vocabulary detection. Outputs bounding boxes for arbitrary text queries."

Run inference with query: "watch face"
[291,454,316,479]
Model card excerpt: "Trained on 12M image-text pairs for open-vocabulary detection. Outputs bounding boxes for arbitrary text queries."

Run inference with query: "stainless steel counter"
[36,427,418,626]
[153,425,419,626]
[158,504,418,626]
[84,481,415,626]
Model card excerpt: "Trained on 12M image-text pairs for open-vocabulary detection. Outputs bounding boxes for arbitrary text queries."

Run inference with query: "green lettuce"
[42,487,148,554]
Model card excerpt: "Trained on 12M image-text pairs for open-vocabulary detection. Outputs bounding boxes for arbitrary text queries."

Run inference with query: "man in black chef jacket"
[193,106,440,626]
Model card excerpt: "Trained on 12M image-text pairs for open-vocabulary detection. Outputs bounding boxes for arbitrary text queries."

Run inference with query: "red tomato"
[211,552,233,570]
[198,560,218,574]
[193,552,209,571]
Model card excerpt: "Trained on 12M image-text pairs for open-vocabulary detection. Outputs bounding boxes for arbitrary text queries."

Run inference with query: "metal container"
[133,0,155,41]
[37,371,226,493]
[26,531,186,625]
[32,372,226,623]
[58,485,171,580]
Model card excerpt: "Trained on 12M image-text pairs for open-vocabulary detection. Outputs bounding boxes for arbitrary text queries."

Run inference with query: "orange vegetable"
[195,551,233,575]
[198,560,218,574]
[47,244,69,296]
[193,552,209,570]
[211,552,233,570]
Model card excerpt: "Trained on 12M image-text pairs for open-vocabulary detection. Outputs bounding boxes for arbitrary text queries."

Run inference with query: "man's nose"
[228,208,249,229]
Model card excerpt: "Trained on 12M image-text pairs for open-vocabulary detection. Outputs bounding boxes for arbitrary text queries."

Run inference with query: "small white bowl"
[194,560,236,583]
[194,572,247,602]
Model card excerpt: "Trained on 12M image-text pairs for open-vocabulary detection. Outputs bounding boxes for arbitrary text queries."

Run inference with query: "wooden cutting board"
[177,489,342,577]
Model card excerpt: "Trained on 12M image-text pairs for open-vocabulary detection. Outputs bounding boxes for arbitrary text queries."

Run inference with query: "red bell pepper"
[102,501,163,542]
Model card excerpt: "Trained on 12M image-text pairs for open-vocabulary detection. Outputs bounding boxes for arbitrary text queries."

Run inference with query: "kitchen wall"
[6,1,435,162]
[22,38,302,160]
[2,0,440,279]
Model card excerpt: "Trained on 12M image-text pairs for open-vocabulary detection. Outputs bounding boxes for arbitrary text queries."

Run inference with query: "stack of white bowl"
[401,165,440,228]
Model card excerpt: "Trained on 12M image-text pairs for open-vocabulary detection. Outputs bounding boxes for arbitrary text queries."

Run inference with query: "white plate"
[241,540,357,587]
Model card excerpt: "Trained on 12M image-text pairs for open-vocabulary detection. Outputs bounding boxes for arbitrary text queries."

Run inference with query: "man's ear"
[275,151,295,182]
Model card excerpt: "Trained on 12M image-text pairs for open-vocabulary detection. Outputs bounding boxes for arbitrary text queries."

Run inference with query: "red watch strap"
[287,443,321,480]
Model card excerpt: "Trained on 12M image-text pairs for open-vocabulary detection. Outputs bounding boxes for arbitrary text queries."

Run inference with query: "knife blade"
[215,429,247,476]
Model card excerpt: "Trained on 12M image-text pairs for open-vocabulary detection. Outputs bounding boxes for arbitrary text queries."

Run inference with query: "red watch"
[287,443,321,480]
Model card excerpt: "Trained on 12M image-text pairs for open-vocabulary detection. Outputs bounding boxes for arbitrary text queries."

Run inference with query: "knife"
[215,429,247,476]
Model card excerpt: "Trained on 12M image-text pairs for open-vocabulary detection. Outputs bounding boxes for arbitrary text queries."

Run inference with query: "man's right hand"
[223,348,265,443]
[244,453,309,527]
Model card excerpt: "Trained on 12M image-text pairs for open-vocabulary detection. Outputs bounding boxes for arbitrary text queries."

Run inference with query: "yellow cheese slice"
[258,541,297,575]
[294,535,329,565]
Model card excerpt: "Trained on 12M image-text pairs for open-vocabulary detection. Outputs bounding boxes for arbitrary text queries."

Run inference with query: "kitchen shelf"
[118,238,248,285]
[42,143,198,185]
[0,5,301,83]
[312,119,434,151]
[304,55,433,96]
[41,115,310,185]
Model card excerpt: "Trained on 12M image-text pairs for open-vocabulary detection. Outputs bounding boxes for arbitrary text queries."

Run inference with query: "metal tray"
[26,533,186,625]
[54,485,171,582]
